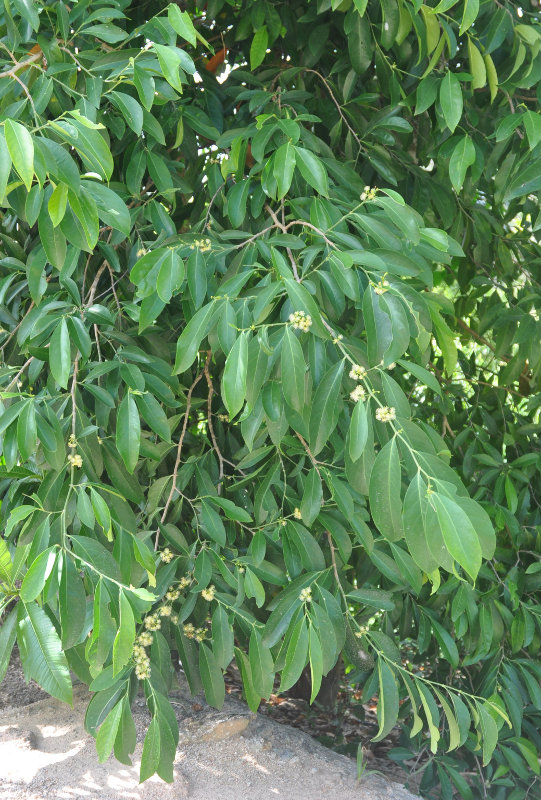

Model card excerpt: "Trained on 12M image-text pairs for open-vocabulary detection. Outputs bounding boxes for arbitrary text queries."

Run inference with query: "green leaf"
[477,702,499,765]
[20,547,57,602]
[116,393,140,473]
[71,535,120,582]
[173,301,217,374]
[308,360,343,456]
[212,605,234,670]
[300,467,323,527]
[59,553,87,649]
[227,179,251,228]
[274,142,296,200]
[200,499,227,547]
[4,120,34,191]
[140,717,160,781]
[235,647,261,712]
[96,700,123,763]
[249,628,274,699]
[136,392,171,442]
[347,11,372,75]
[112,591,135,675]
[38,204,67,268]
[0,606,18,685]
[0,130,12,204]
[294,147,329,196]
[347,588,395,611]
[403,474,440,574]
[109,91,143,135]
[0,538,13,584]
[372,660,399,741]
[156,249,184,303]
[168,4,197,46]
[468,38,486,90]
[283,278,327,338]
[439,71,463,133]
[49,318,71,388]
[397,360,442,396]
[431,493,482,581]
[369,438,403,541]
[17,601,72,704]
[222,331,248,419]
[48,182,69,227]
[308,624,323,703]
[459,0,479,34]
[449,135,476,193]
[349,398,368,462]
[279,616,309,692]
[199,642,225,709]
[153,44,186,93]
[250,26,268,71]
[281,326,305,413]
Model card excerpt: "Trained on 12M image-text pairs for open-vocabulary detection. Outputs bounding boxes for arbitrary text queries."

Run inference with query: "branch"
[204,351,225,491]
[5,357,34,392]
[157,367,205,548]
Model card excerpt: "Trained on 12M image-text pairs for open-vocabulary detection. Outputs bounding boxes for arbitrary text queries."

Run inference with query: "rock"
[0,664,420,800]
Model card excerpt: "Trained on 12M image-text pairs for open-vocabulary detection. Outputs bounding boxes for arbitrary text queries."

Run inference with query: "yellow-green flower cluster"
[361,186,378,201]
[133,643,151,680]
[165,585,181,602]
[137,631,153,647]
[160,547,174,563]
[189,238,212,252]
[374,278,390,295]
[350,385,366,403]
[289,311,312,332]
[375,406,396,423]
[293,507,302,520]
[144,612,161,631]
[68,453,83,468]
[349,364,367,381]
[299,587,312,603]
[201,585,215,602]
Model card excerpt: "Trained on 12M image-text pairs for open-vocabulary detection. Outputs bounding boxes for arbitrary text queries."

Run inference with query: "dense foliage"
[0,0,539,796]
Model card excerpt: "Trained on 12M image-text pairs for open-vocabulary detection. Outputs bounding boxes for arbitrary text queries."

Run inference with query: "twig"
[5,357,34,392]
[284,219,338,249]
[0,51,42,78]
[157,368,205,549]
[326,530,348,605]
[204,351,225,492]
[295,432,322,476]
[70,355,79,439]
[304,68,363,151]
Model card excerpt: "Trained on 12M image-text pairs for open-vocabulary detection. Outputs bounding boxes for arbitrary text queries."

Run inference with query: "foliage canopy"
[0,0,540,796]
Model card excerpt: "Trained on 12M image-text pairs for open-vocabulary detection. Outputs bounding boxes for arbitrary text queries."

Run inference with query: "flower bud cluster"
[133,643,151,680]
[68,453,83,468]
[350,385,366,403]
[299,587,312,603]
[361,186,378,201]
[189,238,212,252]
[160,547,174,563]
[183,623,208,642]
[289,311,312,332]
[375,406,396,423]
[349,364,367,381]
[201,585,215,602]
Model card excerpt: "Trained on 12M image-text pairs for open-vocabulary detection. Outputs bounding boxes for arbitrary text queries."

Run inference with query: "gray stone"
[0,669,420,800]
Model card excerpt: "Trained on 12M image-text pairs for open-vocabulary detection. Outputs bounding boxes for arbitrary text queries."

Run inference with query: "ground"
[0,654,419,800]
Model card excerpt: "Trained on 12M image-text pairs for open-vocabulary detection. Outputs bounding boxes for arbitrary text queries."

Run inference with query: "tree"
[0,0,539,795]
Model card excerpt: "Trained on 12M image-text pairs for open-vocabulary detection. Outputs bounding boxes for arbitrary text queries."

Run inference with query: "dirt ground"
[0,655,419,800]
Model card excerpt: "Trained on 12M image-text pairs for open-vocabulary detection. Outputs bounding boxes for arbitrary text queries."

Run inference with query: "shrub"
[0,0,539,795]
